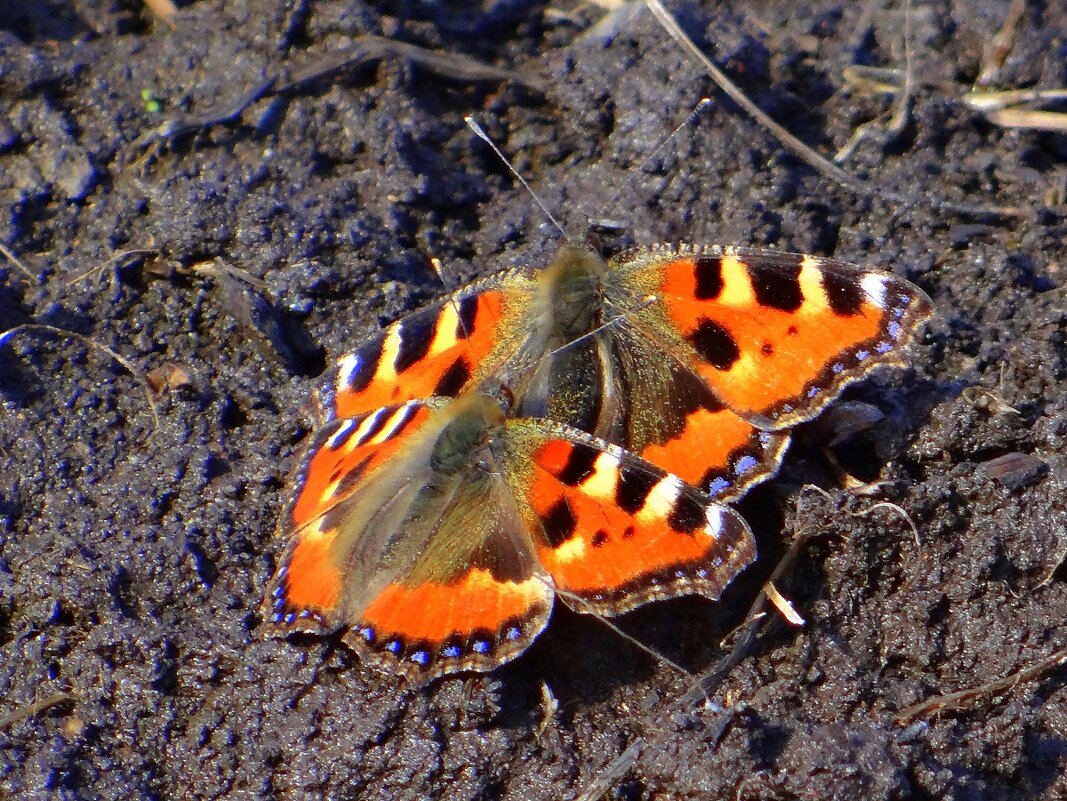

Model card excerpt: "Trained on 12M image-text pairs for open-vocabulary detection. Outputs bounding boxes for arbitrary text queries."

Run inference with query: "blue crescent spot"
[735,455,758,474]
[505,627,521,641]
[856,350,870,361]
[442,645,462,658]
[472,640,490,654]
[411,651,429,666]
[385,640,401,654]
[708,477,732,496]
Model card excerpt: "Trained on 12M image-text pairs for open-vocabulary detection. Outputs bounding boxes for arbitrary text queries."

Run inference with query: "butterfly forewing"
[323,278,513,421]
[499,245,794,499]
[264,395,556,682]
[624,244,933,429]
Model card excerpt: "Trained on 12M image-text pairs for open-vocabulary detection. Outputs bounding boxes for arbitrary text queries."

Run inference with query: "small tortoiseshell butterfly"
[322,244,932,500]
[263,239,931,682]
[263,391,754,683]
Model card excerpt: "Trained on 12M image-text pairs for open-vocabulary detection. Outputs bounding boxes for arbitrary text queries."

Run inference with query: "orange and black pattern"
[265,238,931,683]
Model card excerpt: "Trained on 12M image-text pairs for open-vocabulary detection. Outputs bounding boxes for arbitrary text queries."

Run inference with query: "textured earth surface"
[1,1,1065,799]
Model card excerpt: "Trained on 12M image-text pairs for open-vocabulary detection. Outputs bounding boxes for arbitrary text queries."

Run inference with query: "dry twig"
[125,36,543,170]
[143,0,178,28]
[0,692,76,730]
[644,0,1025,220]
[0,242,40,284]
[894,645,1067,724]
[0,324,160,437]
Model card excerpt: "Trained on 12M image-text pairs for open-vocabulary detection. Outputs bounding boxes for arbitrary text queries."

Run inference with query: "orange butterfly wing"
[263,396,555,682]
[634,245,933,429]
[634,398,790,500]
[508,424,756,615]
[324,284,508,420]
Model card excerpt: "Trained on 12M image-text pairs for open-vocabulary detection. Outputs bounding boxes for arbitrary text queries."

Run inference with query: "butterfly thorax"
[542,245,611,342]
[391,396,519,588]
[427,395,504,477]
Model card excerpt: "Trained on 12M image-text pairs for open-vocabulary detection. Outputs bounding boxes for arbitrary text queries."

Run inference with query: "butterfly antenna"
[587,97,713,231]
[465,115,568,239]
[555,587,691,676]
[428,255,473,339]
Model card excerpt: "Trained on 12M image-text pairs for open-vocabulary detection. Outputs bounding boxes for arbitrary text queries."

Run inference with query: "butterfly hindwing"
[506,422,756,616]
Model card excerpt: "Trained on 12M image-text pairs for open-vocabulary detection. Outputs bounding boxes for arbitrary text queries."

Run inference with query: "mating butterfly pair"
[262,241,932,682]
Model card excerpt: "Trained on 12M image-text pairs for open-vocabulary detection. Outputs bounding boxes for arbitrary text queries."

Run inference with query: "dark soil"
[1,2,1065,799]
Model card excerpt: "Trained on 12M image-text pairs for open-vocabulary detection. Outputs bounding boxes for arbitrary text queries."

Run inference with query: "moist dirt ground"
[1,1,1065,799]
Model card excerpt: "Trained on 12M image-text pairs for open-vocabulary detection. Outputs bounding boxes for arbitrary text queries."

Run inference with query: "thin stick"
[0,324,159,436]
[680,520,818,705]
[574,524,817,800]
[63,248,158,287]
[142,0,178,27]
[0,692,76,729]
[963,88,1067,113]
[850,500,922,553]
[886,0,915,138]
[977,0,1027,87]
[575,741,643,801]
[894,644,1067,724]
[644,0,863,193]
[124,36,543,170]
[644,0,1027,220]
[465,115,569,239]
[0,242,40,284]
[982,109,1067,133]
[554,590,692,678]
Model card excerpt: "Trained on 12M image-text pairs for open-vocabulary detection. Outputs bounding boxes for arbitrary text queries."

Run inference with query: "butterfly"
[262,390,755,683]
[320,243,933,501]
[263,239,931,681]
